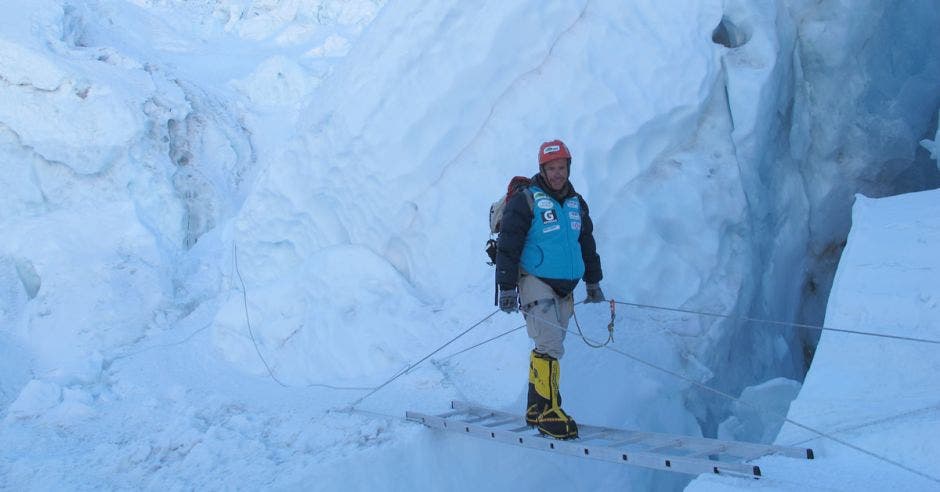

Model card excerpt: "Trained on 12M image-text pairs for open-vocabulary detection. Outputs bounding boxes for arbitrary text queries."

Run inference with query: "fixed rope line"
[440,323,526,361]
[785,403,940,448]
[520,306,940,485]
[348,308,501,408]
[234,241,289,388]
[573,299,615,348]
[336,301,937,484]
[616,300,940,346]
[234,241,374,391]
[346,406,409,424]
[440,301,611,361]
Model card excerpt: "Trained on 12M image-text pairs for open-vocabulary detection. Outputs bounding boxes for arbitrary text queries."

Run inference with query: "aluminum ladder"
[406,401,814,478]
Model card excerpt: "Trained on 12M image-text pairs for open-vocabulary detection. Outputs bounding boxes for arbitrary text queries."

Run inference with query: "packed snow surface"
[689,190,940,491]
[1,0,938,490]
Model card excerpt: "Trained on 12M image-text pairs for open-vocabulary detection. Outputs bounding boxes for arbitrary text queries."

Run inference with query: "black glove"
[585,283,605,303]
[498,287,519,313]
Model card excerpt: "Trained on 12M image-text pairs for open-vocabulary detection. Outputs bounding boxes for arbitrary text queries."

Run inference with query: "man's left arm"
[578,196,603,284]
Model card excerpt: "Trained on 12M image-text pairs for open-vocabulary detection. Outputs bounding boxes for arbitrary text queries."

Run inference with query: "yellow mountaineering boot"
[526,351,551,426]
[528,351,578,439]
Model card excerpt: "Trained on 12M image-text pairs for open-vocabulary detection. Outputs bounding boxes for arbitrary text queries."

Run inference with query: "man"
[495,139,605,439]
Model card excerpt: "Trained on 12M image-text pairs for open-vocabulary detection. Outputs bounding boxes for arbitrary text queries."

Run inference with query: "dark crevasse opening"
[693,0,940,443]
[712,16,749,48]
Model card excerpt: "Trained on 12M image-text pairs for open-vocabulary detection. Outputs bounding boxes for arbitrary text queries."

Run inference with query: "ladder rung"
[435,409,467,419]
[740,450,771,461]
[689,445,729,458]
[465,413,498,424]
[483,417,521,428]
[647,440,687,454]
[577,431,611,441]
[605,434,651,447]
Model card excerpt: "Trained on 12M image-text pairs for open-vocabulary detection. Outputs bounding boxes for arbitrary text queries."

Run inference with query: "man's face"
[541,158,569,191]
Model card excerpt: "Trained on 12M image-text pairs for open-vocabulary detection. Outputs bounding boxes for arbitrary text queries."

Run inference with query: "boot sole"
[536,428,579,440]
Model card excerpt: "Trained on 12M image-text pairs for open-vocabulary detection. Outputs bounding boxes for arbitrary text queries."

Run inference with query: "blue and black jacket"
[496,174,602,296]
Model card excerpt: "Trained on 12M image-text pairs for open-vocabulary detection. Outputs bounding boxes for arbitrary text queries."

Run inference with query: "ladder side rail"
[430,411,761,478]
[558,415,810,460]
[445,402,810,461]
[449,402,775,458]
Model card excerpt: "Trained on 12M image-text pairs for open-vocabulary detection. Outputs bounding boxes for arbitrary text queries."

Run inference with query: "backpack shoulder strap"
[523,187,535,210]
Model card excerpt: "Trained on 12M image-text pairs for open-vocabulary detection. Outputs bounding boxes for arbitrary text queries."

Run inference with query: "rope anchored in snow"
[348,308,501,409]
[234,240,289,388]
[233,240,374,391]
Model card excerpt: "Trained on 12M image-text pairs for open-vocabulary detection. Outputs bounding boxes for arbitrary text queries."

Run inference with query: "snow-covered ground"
[1,0,938,490]
[689,189,940,491]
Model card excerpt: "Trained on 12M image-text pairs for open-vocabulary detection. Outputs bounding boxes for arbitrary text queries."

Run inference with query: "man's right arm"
[495,192,532,289]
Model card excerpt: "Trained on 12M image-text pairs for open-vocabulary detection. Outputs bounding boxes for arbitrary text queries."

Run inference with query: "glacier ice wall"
[685,0,940,434]
[0,0,259,375]
[216,0,749,389]
[1,0,939,488]
[221,0,940,435]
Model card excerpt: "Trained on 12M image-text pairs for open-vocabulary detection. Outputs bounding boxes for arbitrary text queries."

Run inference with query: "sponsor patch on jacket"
[565,198,580,209]
[568,211,580,220]
[540,209,557,223]
[532,191,548,200]
[571,221,581,231]
[537,199,553,210]
[543,224,561,233]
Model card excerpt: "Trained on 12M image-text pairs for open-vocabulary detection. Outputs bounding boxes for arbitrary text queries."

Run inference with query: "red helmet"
[538,139,571,166]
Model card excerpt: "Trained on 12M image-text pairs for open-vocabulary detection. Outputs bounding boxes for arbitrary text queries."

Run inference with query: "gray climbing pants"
[519,273,574,359]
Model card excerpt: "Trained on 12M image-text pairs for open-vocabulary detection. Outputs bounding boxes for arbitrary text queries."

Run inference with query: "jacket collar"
[532,173,575,203]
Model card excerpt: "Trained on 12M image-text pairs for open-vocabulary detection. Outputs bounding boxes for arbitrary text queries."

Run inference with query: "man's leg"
[519,275,578,439]
[519,274,566,359]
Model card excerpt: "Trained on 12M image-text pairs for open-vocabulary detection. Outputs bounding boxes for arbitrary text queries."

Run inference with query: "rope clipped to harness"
[574,299,616,348]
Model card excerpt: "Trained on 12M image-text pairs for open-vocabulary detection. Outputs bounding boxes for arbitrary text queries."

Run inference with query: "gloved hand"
[585,283,605,303]
[499,287,519,313]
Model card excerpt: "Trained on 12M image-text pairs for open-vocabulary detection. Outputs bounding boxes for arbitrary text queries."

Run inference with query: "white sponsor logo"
[571,221,581,230]
[568,211,580,220]
[533,192,548,200]
[542,145,561,154]
[565,198,579,209]
[537,199,553,209]
[543,224,561,233]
